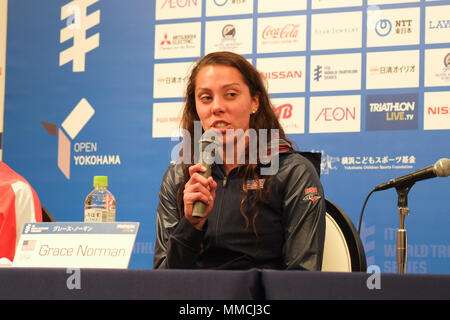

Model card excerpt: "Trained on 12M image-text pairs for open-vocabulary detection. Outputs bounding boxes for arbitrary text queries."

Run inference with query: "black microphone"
[192,133,218,218]
[374,158,450,191]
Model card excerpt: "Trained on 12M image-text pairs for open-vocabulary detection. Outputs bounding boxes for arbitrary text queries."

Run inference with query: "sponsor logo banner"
[310,53,361,92]
[311,11,362,50]
[312,0,362,9]
[425,4,450,44]
[424,48,450,87]
[257,15,307,54]
[206,0,254,17]
[153,61,194,98]
[154,22,201,59]
[366,50,419,89]
[272,97,305,134]
[205,19,253,55]
[424,91,450,131]
[309,95,361,133]
[257,56,305,94]
[258,0,306,13]
[366,93,418,131]
[155,0,202,20]
[368,0,419,4]
[153,102,183,138]
[341,153,416,171]
[367,7,420,47]
[41,99,122,180]
[311,149,417,175]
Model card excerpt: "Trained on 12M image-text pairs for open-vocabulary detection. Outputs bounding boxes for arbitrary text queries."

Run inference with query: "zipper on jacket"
[215,177,226,247]
[216,172,230,246]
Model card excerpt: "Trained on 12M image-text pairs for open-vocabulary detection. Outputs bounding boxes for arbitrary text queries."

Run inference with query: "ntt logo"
[214,0,228,6]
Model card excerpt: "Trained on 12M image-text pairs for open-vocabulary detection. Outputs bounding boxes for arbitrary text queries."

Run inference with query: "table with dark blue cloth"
[1,268,450,300]
[0,268,263,300]
[261,270,450,300]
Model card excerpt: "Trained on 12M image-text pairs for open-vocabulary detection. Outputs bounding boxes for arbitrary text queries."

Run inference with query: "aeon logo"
[262,24,299,39]
[315,106,357,122]
[161,0,199,8]
[375,19,392,37]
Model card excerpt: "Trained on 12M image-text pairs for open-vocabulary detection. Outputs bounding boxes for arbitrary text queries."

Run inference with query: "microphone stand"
[395,183,414,274]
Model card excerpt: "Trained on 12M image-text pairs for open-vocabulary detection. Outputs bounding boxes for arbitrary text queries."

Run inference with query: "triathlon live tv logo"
[59,0,100,72]
[41,99,95,179]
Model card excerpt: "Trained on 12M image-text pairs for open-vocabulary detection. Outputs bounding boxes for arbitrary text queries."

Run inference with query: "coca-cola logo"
[274,104,293,119]
[262,24,300,39]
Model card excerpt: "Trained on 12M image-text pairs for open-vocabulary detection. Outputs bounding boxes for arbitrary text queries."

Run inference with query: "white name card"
[13,222,139,269]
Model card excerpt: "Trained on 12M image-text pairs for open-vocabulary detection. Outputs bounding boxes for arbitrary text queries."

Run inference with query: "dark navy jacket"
[153,149,326,270]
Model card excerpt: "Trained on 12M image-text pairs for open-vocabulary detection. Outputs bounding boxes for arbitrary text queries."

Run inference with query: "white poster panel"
[155,0,202,20]
[206,0,253,17]
[311,11,362,50]
[153,102,184,138]
[154,22,201,59]
[154,61,195,98]
[425,5,450,44]
[257,15,307,54]
[310,53,361,92]
[366,50,419,89]
[424,48,450,87]
[312,0,362,9]
[311,0,362,9]
[258,0,306,13]
[309,95,361,133]
[257,56,306,94]
[424,91,450,131]
[368,0,419,4]
[204,19,253,55]
[271,97,305,134]
[367,7,420,48]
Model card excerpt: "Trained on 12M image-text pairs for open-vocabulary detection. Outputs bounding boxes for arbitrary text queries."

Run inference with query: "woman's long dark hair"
[177,51,291,235]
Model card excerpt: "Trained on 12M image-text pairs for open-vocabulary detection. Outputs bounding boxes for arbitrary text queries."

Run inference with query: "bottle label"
[84,208,115,222]
[105,195,115,210]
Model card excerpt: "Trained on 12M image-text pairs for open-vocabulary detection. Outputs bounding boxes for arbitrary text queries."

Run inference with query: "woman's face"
[194,64,259,146]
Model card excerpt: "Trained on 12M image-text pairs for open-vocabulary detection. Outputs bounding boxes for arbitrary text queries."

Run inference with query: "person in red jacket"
[0,161,42,262]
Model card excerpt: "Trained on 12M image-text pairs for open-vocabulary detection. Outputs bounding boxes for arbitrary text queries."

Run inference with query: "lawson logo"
[366,93,418,131]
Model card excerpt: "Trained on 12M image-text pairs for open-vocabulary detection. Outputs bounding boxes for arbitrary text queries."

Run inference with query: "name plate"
[13,222,139,269]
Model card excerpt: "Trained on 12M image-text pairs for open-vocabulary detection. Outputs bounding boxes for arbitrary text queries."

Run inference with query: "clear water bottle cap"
[93,176,108,187]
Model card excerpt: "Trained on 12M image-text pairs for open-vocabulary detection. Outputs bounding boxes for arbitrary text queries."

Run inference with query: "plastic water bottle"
[84,176,116,222]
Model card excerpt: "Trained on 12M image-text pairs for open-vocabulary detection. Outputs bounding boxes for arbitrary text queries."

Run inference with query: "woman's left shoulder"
[278,152,320,175]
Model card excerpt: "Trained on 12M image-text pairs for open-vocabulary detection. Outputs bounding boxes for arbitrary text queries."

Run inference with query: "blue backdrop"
[3,0,450,272]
